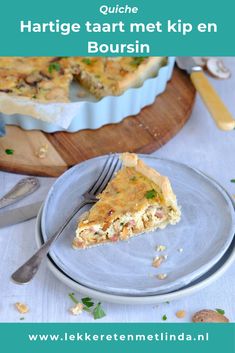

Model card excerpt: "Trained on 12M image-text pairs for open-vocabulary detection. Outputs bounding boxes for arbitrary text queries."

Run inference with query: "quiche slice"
[72,56,167,98]
[73,153,181,249]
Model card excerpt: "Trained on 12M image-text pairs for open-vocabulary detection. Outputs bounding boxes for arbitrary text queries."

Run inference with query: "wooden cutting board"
[0,67,195,177]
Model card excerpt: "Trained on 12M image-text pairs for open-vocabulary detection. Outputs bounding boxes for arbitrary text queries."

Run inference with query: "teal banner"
[0,323,234,353]
[0,0,234,55]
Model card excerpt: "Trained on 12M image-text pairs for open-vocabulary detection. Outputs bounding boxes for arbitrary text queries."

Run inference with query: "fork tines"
[88,154,121,196]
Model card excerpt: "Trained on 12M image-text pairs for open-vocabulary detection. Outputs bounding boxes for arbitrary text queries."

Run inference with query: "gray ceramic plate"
[36,206,235,304]
[41,155,235,296]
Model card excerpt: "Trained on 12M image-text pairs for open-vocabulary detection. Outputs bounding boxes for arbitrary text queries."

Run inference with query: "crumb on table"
[15,302,29,314]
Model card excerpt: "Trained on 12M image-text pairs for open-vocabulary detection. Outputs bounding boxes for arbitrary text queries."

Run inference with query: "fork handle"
[11,200,90,284]
[190,71,235,131]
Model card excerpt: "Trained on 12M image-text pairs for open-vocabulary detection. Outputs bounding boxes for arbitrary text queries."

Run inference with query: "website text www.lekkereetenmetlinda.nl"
[28,331,209,343]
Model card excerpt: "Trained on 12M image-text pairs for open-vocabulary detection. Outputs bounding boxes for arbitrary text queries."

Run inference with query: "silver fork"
[11,154,121,284]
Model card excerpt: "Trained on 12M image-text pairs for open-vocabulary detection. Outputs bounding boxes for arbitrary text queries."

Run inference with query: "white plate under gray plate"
[36,206,235,304]
[41,155,235,296]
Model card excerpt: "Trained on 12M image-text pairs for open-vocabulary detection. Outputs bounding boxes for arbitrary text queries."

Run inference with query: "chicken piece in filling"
[73,205,171,249]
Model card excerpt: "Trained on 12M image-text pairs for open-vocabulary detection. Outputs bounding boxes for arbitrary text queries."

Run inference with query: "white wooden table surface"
[0,58,235,323]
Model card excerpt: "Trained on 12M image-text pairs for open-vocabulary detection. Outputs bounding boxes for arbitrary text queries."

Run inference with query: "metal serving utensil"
[0,201,43,229]
[0,120,6,137]
[11,154,121,284]
[0,177,40,210]
[176,57,235,131]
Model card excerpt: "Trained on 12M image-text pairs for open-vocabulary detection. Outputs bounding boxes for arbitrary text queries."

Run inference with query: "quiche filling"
[0,56,166,102]
[73,153,181,249]
[75,56,166,98]
[0,57,73,102]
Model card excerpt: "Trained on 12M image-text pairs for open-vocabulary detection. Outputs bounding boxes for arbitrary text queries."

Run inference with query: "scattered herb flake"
[165,301,170,304]
[20,317,25,321]
[48,62,61,73]
[69,294,106,320]
[82,58,92,65]
[162,314,167,321]
[93,302,106,320]
[130,176,137,181]
[68,292,79,304]
[130,57,148,66]
[5,148,14,155]
[83,307,91,313]
[81,297,94,308]
[145,189,157,199]
[215,308,225,315]
[230,179,235,183]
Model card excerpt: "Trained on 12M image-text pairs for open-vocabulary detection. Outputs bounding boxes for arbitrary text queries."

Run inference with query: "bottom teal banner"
[0,323,234,353]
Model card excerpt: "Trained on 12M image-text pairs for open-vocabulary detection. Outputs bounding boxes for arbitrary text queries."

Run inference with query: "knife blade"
[176,57,235,131]
[0,120,6,137]
[0,201,43,229]
[176,57,202,73]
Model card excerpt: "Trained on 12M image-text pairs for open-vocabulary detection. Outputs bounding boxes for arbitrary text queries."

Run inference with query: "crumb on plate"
[156,245,167,252]
[157,273,168,280]
[152,255,166,268]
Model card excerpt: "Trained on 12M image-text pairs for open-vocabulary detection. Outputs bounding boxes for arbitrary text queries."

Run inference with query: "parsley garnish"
[68,293,106,320]
[5,148,14,155]
[162,314,167,321]
[82,58,92,65]
[230,179,235,183]
[145,189,157,199]
[68,292,78,304]
[215,308,225,315]
[48,62,61,73]
[93,302,106,320]
[130,176,137,181]
[130,57,148,66]
[20,317,25,321]
[82,297,94,308]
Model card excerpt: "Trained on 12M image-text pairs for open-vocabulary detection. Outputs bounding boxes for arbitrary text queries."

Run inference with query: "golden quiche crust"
[73,153,181,249]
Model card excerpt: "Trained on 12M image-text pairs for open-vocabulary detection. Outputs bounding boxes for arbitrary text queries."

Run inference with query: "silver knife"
[0,120,5,137]
[176,57,235,131]
[0,201,43,229]
[0,177,40,209]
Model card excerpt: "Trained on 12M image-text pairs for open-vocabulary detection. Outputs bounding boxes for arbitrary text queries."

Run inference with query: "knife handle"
[0,177,40,209]
[190,71,235,131]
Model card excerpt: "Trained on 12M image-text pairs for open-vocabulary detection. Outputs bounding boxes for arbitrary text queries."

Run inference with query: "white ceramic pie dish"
[0,57,175,133]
